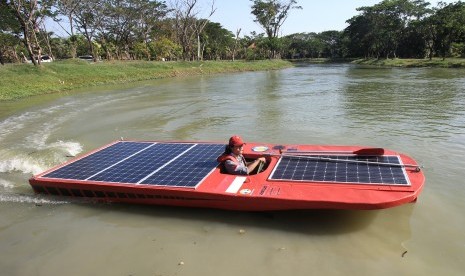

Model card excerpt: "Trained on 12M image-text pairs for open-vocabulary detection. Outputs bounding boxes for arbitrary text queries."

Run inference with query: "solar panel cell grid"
[89,143,193,183]
[41,141,225,189]
[269,155,409,185]
[43,142,151,180]
[141,144,225,187]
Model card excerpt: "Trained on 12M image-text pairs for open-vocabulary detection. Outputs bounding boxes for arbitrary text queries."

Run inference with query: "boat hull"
[29,141,425,211]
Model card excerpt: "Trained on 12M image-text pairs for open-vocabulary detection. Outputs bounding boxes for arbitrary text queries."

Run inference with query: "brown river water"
[1,64,464,275]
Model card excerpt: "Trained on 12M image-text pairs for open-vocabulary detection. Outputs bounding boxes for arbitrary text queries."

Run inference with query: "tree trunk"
[83,28,96,62]
[22,27,37,65]
[41,22,54,60]
[11,0,45,66]
[197,33,201,61]
[232,28,241,61]
[0,50,4,65]
[12,46,20,62]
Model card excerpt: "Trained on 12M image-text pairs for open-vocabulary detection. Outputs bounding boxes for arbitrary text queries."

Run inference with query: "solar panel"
[42,141,225,188]
[43,142,152,180]
[88,143,193,183]
[140,144,225,187]
[269,155,410,185]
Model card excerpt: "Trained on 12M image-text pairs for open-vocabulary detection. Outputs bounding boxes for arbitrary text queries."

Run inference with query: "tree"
[318,30,342,58]
[431,1,465,59]
[149,37,181,60]
[201,21,234,60]
[0,32,23,64]
[345,0,430,59]
[99,0,139,60]
[171,0,216,60]
[232,28,241,61]
[282,32,344,59]
[0,0,22,64]
[133,0,170,60]
[55,0,80,58]
[6,0,54,65]
[73,0,102,61]
[344,14,373,58]
[250,0,301,58]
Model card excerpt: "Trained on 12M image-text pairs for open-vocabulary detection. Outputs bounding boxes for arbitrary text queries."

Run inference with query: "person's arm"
[246,157,266,174]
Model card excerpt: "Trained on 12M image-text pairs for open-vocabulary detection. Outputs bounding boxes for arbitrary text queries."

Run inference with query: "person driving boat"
[216,135,266,175]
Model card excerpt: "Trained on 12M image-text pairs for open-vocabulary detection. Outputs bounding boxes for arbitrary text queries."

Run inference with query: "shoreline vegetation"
[293,57,465,67]
[0,59,292,101]
[352,57,465,68]
[1,58,464,101]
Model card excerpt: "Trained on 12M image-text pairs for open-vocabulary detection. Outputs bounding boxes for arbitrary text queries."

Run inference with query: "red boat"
[29,140,424,210]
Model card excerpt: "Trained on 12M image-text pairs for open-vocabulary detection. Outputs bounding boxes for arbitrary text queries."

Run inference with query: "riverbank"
[352,57,465,67]
[289,57,465,67]
[0,59,292,101]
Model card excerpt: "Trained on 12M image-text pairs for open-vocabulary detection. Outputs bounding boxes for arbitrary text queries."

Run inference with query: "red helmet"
[229,135,245,147]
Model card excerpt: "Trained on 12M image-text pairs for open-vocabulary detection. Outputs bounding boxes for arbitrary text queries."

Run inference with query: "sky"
[195,0,457,36]
[47,0,458,37]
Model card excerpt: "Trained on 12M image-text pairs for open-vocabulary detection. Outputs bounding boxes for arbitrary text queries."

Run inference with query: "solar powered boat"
[29,140,425,210]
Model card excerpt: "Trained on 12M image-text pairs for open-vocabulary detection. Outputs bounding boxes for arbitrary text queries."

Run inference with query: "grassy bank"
[0,59,292,101]
[352,57,465,67]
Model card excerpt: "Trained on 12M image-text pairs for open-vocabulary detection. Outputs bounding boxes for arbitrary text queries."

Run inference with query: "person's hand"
[257,157,266,163]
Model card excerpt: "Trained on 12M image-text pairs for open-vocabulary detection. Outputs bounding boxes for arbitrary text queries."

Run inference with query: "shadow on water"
[71,201,387,235]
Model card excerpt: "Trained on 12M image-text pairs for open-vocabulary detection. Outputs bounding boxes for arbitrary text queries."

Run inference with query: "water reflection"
[78,202,413,238]
[342,66,465,141]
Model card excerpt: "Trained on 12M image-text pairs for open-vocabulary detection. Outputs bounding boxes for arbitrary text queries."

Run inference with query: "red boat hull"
[29,141,425,210]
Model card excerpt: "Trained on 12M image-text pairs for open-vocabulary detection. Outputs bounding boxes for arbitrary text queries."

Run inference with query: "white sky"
[47,0,458,37]
[199,0,458,36]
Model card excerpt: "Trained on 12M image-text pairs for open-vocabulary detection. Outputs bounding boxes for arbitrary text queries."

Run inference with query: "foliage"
[149,37,182,60]
[353,57,465,67]
[429,1,465,59]
[4,0,56,65]
[0,0,21,34]
[344,0,430,59]
[250,0,302,58]
[171,0,216,61]
[1,0,465,64]
[343,0,465,60]
[201,22,235,60]
[0,32,23,64]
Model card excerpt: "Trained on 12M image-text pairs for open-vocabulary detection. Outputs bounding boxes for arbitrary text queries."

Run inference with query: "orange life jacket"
[217,154,246,169]
[217,154,239,165]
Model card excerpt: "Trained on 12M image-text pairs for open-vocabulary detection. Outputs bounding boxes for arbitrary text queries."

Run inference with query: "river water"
[1,64,464,275]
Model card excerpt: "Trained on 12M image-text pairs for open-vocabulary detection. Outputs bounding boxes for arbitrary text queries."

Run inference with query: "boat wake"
[0,140,82,175]
[0,193,70,205]
[0,179,14,189]
[0,91,142,177]
[0,102,84,176]
[0,102,86,207]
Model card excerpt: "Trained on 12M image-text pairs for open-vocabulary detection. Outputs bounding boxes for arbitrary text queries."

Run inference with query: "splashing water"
[0,193,69,205]
[0,102,84,176]
[0,140,82,175]
[0,179,14,189]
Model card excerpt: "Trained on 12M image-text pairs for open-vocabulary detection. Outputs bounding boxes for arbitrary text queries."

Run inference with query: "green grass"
[0,59,292,101]
[352,57,465,68]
